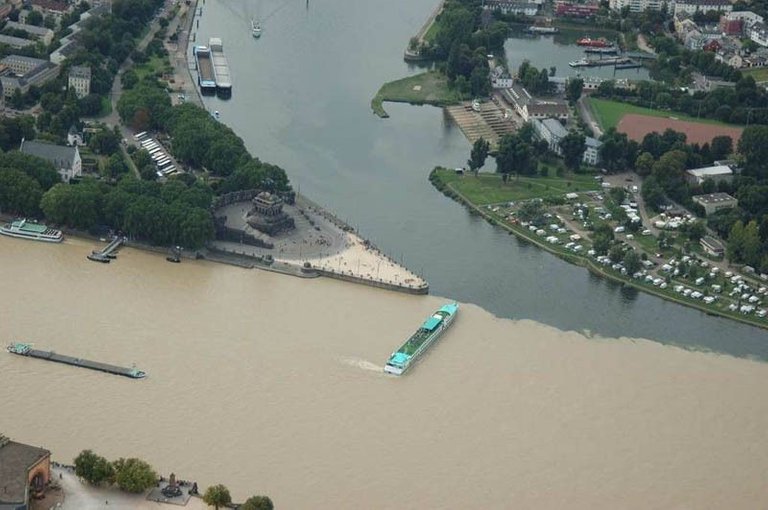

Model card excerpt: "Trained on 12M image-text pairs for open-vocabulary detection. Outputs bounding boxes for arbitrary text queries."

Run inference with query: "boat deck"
[8,344,145,379]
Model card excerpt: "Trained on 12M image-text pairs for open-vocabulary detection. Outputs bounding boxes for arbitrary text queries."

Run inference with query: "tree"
[241,495,274,510]
[566,78,584,103]
[742,220,761,266]
[685,220,706,241]
[710,135,733,160]
[738,126,768,179]
[727,220,745,262]
[495,133,533,180]
[635,151,654,177]
[26,10,43,26]
[559,131,586,170]
[121,70,139,90]
[112,458,157,493]
[203,484,232,510]
[467,137,490,176]
[623,249,641,274]
[74,450,114,485]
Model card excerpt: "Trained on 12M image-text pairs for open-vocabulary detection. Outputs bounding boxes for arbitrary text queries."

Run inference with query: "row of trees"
[74,450,157,493]
[203,484,274,510]
[39,176,215,248]
[594,75,768,126]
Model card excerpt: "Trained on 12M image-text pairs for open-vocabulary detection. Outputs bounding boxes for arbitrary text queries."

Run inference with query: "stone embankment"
[403,0,445,61]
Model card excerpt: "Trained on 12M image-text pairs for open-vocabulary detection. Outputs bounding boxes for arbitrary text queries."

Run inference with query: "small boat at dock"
[252,18,262,38]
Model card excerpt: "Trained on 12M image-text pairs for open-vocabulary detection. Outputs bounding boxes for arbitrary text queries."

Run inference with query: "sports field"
[588,98,743,144]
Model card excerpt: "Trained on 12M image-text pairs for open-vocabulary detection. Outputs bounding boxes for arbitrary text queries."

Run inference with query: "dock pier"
[6,343,146,379]
[87,236,125,263]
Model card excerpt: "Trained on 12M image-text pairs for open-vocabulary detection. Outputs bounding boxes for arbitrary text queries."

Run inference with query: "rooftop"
[0,435,50,505]
[20,140,77,167]
[585,136,602,148]
[677,0,731,5]
[528,101,569,116]
[5,20,54,37]
[686,164,733,177]
[541,117,568,137]
[693,192,737,203]
[68,65,91,79]
[0,34,34,47]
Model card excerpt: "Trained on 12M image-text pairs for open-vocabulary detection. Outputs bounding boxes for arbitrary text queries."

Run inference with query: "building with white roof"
[686,164,733,185]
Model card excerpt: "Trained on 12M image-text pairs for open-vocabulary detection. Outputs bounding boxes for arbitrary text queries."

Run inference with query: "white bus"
[134,131,147,140]
[140,139,156,146]
[149,147,163,155]
[156,157,171,165]
[161,166,176,174]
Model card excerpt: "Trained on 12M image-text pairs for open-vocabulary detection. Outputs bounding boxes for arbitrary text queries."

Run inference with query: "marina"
[6,342,146,379]
[384,302,458,375]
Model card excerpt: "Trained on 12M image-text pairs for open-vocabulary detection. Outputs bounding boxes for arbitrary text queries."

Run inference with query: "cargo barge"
[7,342,146,379]
[384,303,458,375]
[209,37,232,96]
[193,45,216,93]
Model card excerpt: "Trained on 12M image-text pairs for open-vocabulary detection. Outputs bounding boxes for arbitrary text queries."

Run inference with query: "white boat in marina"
[252,18,262,38]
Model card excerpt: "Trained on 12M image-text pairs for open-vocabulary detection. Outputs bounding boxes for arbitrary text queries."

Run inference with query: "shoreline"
[429,169,768,331]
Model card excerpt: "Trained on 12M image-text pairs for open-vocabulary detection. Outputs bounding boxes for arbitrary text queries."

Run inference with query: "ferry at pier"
[384,302,458,375]
[576,37,610,48]
[0,219,63,243]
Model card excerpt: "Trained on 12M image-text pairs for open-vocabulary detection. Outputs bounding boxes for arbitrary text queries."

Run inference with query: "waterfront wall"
[315,267,429,295]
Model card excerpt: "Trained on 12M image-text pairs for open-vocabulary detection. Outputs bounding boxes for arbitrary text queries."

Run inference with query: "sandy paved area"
[214,200,426,289]
[53,466,207,510]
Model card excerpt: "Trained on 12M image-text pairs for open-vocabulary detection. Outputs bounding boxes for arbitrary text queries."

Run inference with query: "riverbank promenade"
[213,195,427,293]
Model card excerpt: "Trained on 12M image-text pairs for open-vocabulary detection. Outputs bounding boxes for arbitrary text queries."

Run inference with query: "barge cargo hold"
[209,37,232,96]
[193,45,216,92]
[384,303,458,375]
[6,342,146,379]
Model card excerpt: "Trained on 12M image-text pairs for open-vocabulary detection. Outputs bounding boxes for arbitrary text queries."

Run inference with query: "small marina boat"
[526,25,559,34]
[384,303,458,375]
[577,36,610,48]
[471,99,481,112]
[0,218,63,243]
[252,18,262,38]
[213,110,220,119]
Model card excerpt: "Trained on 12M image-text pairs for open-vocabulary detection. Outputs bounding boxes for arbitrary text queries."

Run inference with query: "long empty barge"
[384,302,458,375]
[193,45,216,92]
[6,342,146,379]
[209,37,232,96]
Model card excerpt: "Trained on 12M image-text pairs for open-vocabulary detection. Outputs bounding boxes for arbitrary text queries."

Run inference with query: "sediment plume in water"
[2,238,768,509]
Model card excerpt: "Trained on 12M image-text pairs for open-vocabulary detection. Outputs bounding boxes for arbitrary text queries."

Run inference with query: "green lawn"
[587,97,734,131]
[742,67,768,82]
[433,167,599,205]
[371,71,462,118]
[134,55,170,81]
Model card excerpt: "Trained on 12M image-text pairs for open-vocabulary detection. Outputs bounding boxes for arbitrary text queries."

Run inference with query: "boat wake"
[340,357,383,372]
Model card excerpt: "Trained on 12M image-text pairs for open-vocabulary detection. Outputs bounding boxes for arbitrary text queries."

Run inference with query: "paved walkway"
[52,466,208,510]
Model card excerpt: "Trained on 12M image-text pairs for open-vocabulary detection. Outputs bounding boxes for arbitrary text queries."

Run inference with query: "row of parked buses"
[133,131,178,177]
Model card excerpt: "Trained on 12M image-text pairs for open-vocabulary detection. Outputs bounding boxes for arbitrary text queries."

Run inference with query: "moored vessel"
[252,18,262,38]
[7,342,146,379]
[576,37,610,47]
[527,25,559,34]
[384,303,458,375]
[0,218,62,243]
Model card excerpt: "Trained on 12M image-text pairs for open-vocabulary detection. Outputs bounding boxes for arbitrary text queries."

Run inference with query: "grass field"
[371,71,462,118]
[742,67,768,82]
[587,97,732,131]
[433,167,599,205]
[134,55,171,81]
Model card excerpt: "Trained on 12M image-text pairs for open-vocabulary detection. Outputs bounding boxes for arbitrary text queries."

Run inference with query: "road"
[636,33,656,55]
[577,95,603,138]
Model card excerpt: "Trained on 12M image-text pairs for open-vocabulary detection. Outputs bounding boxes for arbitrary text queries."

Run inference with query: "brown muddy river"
[2,237,768,508]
